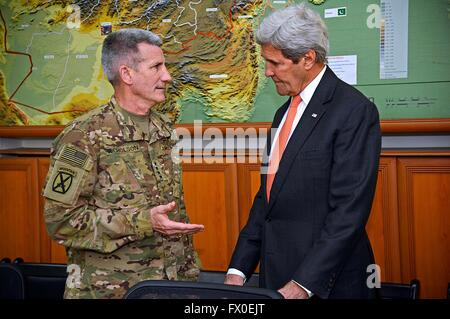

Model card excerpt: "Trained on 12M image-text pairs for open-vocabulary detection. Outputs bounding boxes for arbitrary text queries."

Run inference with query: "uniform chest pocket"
[98,152,151,208]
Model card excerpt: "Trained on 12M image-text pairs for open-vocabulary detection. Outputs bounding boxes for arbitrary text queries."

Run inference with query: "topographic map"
[0,0,294,126]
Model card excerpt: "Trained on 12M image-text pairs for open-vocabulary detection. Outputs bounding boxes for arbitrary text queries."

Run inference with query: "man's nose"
[264,65,274,78]
[162,66,172,82]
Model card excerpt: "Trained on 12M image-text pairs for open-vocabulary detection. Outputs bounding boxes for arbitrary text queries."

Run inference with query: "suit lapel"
[267,67,338,213]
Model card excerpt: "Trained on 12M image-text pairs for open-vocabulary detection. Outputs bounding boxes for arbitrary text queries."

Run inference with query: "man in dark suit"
[225,3,381,299]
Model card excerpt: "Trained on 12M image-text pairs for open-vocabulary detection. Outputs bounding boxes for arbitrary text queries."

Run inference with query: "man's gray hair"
[256,2,329,64]
[101,28,162,85]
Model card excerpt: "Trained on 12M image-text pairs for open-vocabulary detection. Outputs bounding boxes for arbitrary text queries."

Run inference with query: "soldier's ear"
[118,65,133,85]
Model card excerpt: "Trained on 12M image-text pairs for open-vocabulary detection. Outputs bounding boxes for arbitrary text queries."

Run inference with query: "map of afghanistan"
[0,0,294,126]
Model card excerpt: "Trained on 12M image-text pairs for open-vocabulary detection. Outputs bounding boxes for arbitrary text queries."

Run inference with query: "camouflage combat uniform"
[43,97,200,299]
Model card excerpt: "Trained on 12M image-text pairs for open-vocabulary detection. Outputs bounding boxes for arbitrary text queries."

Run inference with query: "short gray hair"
[256,2,329,64]
[101,28,162,85]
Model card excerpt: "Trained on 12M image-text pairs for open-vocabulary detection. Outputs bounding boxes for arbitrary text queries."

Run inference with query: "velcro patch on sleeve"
[57,145,92,170]
[43,163,86,205]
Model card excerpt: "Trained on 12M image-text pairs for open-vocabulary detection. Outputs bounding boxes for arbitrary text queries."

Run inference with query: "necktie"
[266,95,302,201]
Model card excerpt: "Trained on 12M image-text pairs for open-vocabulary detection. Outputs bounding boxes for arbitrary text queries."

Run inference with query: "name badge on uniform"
[110,143,141,153]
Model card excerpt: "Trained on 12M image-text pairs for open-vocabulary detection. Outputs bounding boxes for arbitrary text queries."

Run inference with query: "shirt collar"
[298,65,327,105]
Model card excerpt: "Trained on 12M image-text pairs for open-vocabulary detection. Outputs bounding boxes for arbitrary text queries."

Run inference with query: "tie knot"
[291,95,302,109]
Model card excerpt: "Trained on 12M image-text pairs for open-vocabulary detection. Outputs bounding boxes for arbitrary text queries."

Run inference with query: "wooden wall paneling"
[397,157,450,299]
[365,157,402,282]
[236,162,261,230]
[181,160,240,271]
[236,161,262,272]
[37,158,67,264]
[0,158,41,262]
[37,157,51,262]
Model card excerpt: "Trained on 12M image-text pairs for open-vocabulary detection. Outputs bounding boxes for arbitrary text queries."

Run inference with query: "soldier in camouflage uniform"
[43,29,204,299]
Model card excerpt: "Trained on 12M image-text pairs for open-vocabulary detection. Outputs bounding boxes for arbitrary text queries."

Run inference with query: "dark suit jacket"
[229,67,381,299]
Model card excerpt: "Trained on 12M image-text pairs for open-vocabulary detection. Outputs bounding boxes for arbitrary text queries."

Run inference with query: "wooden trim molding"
[37,157,51,262]
[0,148,51,156]
[380,118,450,134]
[381,148,450,157]
[236,162,261,230]
[1,118,450,137]
[0,125,65,137]
[177,119,450,134]
[378,157,402,282]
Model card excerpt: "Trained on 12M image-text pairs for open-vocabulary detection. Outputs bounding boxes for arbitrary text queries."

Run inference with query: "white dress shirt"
[269,65,327,159]
[227,65,328,298]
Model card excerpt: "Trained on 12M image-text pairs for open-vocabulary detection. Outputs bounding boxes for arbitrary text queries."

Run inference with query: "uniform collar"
[109,96,172,143]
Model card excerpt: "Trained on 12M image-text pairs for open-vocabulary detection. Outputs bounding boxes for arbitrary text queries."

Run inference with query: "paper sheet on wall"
[327,55,357,85]
[380,0,409,79]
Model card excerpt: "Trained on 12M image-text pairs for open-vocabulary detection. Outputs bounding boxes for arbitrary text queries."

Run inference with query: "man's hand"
[150,201,204,236]
[278,281,309,299]
[224,274,245,286]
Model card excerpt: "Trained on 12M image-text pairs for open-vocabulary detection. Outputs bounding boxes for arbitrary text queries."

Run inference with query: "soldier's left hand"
[150,201,205,236]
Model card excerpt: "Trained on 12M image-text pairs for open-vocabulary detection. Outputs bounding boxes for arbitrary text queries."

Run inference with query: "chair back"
[379,279,420,299]
[0,263,25,299]
[123,280,282,299]
[15,263,67,299]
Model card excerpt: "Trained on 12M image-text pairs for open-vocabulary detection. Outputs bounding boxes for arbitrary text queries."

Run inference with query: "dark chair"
[379,279,420,299]
[15,262,67,299]
[0,263,25,299]
[123,280,283,299]
[199,270,260,288]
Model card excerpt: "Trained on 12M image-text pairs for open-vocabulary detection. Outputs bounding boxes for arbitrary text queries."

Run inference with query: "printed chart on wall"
[0,0,449,126]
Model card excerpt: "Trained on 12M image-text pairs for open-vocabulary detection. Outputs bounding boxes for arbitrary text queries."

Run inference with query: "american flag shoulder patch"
[59,145,89,169]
